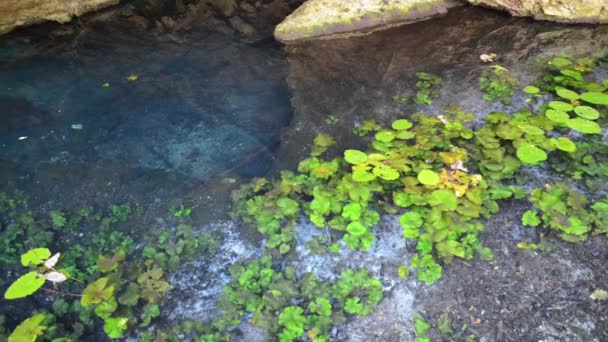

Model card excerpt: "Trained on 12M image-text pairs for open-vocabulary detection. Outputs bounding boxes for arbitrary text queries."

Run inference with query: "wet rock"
[467,0,608,24]
[0,0,119,35]
[274,0,459,43]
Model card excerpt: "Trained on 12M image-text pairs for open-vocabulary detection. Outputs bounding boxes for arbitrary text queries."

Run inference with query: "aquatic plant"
[479,65,519,104]
[414,72,442,106]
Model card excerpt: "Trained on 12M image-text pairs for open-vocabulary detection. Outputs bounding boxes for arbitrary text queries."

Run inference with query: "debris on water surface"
[71,124,83,130]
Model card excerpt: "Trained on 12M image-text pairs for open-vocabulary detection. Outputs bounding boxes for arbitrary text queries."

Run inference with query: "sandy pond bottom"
[1,4,607,342]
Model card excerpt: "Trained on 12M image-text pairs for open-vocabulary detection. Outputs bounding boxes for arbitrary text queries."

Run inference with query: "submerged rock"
[467,0,608,23]
[274,0,458,43]
[0,0,119,35]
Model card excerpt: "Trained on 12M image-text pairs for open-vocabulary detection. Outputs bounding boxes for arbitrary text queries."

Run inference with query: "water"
[1,4,608,342]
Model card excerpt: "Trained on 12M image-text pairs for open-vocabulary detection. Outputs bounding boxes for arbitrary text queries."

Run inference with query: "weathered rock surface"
[0,0,119,35]
[274,0,458,43]
[467,0,608,23]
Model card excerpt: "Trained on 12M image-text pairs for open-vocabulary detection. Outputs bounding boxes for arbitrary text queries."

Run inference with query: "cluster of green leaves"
[209,255,382,342]
[479,65,520,104]
[170,204,192,218]
[412,313,475,342]
[523,183,608,241]
[414,72,442,106]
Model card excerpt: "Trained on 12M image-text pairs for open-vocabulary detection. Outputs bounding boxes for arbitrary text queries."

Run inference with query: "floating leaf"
[580,92,608,105]
[549,57,572,68]
[555,88,579,101]
[522,210,541,227]
[523,86,539,94]
[545,109,569,124]
[417,169,440,186]
[375,130,395,142]
[8,313,47,342]
[520,125,544,136]
[346,221,367,237]
[4,272,45,299]
[516,144,547,165]
[103,317,128,339]
[21,248,51,267]
[427,189,458,211]
[567,118,601,134]
[344,150,368,165]
[550,137,576,152]
[396,130,416,139]
[81,277,114,307]
[573,106,600,120]
[352,169,376,182]
[342,203,362,221]
[95,297,117,319]
[398,265,410,279]
[344,297,363,314]
[391,119,413,130]
[372,165,400,181]
[548,101,573,112]
[309,297,332,316]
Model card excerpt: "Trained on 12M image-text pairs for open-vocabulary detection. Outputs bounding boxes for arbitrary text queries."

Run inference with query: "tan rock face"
[467,0,608,23]
[0,0,120,35]
[274,0,459,43]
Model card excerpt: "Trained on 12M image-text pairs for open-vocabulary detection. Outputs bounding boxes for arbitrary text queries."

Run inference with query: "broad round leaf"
[396,130,416,140]
[550,137,576,152]
[427,189,458,211]
[21,248,51,267]
[4,272,46,299]
[344,149,368,165]
[567,118,601,134]
[545,109,569,124]
[346,221,367,236]
[103,317,128,339]
[523,86,539,94]
[391,119,413,130]
[516,144,547,165]
[8,313,47,342]
[375,130,395,142]
[555,88,579,101]
[352,169,376,182]
[573,106,600,120]
[400,211,423,230]
[417,170,440,186]
[580,92,608,105]
[520,125,544,136]
[372,165,400,181]
[548,101,573,112]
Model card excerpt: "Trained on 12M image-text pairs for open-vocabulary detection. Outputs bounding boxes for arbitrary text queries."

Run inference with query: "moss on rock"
[467,0,608,23]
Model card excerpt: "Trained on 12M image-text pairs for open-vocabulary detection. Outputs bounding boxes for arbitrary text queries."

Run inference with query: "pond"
[1,3,607,342]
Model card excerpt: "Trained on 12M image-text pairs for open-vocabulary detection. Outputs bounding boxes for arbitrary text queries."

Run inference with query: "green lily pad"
[550,137,576,152]
[549,101,573,112]
[375,130,395,142]
[549,57,572,68]
[516,144,547,165]
[417,169,440,186]
[567,118,601,134]
[520,125,544,136]
[352,169,376,182]
[580,92,608,105]
[573,106,600,120]
[391,119,413,130]
[545,109,569,124]
[396,130,416,140]
[344,149,368,165]
[523,86,540,94]
[555,87,579,101]
[372,165,400,181]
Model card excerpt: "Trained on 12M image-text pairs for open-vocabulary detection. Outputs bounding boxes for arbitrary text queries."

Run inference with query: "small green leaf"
[4,272,46,299]
[8,313,47,342]
[573,106,600,120]
[567,118,601,134]
[103,317,128,339]
[81,277,114,307]
[342,203,362,221]
[398,265,410,279]
[522,210,541,227]
[95,297,118,319]
[344,150,368,165]
[372,165,400,181]
[346,221,367,237]
[550,137,576,152]
[427,189,458,211]
[417,169,440,186]
[549,101,573,112]
[375,130,395,142]
[555,87,579,101]
[437,312,454,336]
[21,248,51,267]
[580,92,608,105]
[392,119,413,130]
[516,144,547,165]
[352,169,376,182]
[523,86,539,94]
[545,109,569,124]
[414,315,431,335]
[344,297,363,314]
[549,57,572,68]
[309,297,332,316]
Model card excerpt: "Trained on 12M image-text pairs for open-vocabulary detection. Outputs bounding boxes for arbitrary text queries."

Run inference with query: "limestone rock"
[274,0,458,43]
[0,0,120,35]
[467,0,608,23]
